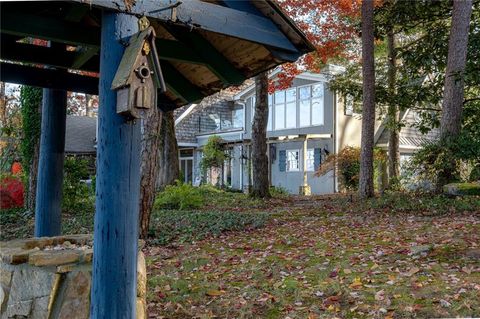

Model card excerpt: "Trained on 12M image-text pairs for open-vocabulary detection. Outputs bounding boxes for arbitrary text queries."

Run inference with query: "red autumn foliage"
[273,0,362,90]
[0,176,24,209]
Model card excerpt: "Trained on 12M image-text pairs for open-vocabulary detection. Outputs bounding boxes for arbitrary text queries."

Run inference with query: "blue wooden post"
[34,88,67,237]
[91,11,140,318]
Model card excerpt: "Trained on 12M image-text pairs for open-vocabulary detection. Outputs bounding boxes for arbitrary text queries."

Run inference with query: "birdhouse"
[111,26,166,119]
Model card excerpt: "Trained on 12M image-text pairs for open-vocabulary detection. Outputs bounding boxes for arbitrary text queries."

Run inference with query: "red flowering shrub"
[0,176,24,209]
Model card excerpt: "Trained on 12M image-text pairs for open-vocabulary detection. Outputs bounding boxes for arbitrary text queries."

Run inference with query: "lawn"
[144,193,480,319]
[1,190,479,318]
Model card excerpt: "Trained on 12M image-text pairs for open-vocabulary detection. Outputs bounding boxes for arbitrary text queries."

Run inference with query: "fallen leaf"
[344,268,352,274]
[405,267,420,277]
[206,289,225,297]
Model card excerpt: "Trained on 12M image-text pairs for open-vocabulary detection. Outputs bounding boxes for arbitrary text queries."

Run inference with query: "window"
[232,105,244,128]
[306,149,315,171]
[286,150,300,172]
[274,90,285,129]
[268,94,273,131]
[299,84,324,126]
[249,95,256,124]
[311,84,324,125]
[285,89,296,128]
[345,94,354,116]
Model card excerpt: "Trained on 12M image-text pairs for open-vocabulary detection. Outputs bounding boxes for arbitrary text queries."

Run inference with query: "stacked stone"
[0,235,146,319]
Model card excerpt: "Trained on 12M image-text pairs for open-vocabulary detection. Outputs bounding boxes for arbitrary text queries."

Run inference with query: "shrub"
[315,146,361,191]
[149,209,269,244]
[270,186,289,197]
[154,181,203,210]
[404,134,480,190]
[0,174,24,209]
[62,157,93,212]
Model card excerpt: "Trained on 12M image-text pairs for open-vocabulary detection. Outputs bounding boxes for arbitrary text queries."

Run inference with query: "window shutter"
[314,148,322,170]
[279,150,286,172]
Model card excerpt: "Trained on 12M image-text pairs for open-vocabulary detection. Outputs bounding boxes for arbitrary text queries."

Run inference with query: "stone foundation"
[0,235,146,319]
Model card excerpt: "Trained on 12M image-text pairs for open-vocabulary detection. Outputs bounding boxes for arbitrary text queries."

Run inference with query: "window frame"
[286,149,300,172]
[305,148,315,172]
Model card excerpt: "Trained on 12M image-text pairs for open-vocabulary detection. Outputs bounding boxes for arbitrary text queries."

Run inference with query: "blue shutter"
[314,148,322,170]
[279,150,286,172]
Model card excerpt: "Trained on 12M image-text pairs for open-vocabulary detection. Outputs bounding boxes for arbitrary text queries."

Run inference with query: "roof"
[376,109,439,149]
[0,0,314,109]
[65,116,97,154]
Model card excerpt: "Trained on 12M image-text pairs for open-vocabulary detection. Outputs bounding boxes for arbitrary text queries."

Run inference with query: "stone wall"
[0,234,146,319]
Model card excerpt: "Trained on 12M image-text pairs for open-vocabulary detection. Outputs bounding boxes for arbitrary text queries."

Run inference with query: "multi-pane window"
[286,150,300,172]
[248,82,325,131]
[300,84,324,126]
[306,149,315,171]
[274,90,285,130]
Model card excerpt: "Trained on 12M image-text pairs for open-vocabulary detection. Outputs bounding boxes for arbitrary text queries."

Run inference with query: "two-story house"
[175,65,438,194]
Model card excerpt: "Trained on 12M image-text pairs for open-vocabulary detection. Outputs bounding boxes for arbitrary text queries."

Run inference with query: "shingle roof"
[65,116,97,154]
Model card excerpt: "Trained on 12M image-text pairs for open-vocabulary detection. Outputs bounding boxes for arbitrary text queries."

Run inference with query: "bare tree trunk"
[440,0,473,138]
[27,135,40,212]
[0,82,6,126]
[386,27,400,187]
[438,0,473,189]
[359,0,376,199]
[251,72,270,198]
[139,106,163,239]
[157,110,179,189]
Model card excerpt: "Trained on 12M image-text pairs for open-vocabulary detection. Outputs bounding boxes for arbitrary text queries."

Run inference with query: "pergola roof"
[0,0,314,108]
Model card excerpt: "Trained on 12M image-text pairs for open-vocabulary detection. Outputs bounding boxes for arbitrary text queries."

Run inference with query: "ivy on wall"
[19,86,42,175]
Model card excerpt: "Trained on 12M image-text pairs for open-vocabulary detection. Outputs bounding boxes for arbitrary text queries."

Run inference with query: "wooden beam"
[71,0,300,52]
[161,62,205,103]
[91,12,141,318]
[72,47,99,69]
[0,63,99,95]
[166,27,246,85]
[0,38,100,72]
[221,1,300,63]
[0,9,100,47]
[34,88,67,237]
[156,38,207,65]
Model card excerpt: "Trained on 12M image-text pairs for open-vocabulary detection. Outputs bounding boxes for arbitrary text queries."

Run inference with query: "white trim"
[196,129,244,138]
[376,143,421,151]
[178,142,198,147]
[175,103,198,126]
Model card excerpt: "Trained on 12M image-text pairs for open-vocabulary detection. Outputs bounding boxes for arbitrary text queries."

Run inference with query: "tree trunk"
[251,72,270,198]
[157,110,180,189]
[27,129,40,212]
[359,0,376,199]
[386,27,400,187]
[438,0,473,189]
[139,106,163,239]
[440,0,473,138]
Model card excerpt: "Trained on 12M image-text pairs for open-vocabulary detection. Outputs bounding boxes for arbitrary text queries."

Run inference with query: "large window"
[249,82,325,131]
[232,104,244,128]
[286,150,300,172]
[299,84,324,127]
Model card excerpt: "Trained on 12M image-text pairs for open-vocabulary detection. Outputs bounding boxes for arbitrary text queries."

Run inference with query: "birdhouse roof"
[111,27,166,92]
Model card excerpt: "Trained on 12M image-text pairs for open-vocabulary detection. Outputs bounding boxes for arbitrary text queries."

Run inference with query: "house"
[174,66,438,194]
[65,115,97,156]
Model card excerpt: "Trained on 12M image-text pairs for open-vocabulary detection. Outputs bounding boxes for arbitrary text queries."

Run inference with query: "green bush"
[154,181,203,210]
[62,157,94,212]
[149,209,269,245]
[270,186,289,197]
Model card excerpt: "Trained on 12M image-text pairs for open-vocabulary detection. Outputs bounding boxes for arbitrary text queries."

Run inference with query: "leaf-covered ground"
[145,194,480,319]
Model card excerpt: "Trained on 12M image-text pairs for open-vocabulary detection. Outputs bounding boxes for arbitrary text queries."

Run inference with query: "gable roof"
[65,116,97,155]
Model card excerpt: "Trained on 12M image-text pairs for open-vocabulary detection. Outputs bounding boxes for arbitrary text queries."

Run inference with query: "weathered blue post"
[34,88,67,237]
[91,11,140,318]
